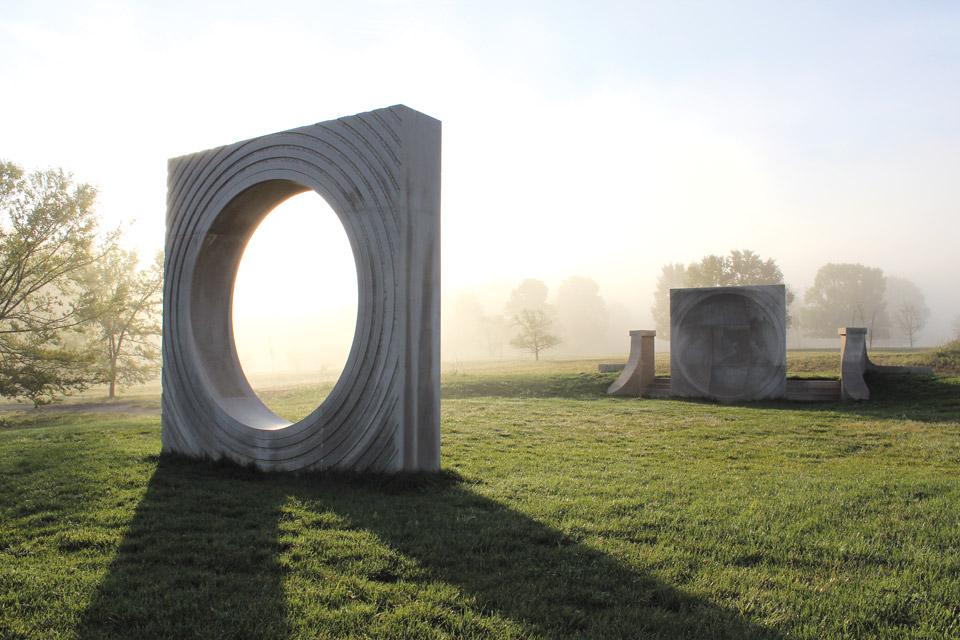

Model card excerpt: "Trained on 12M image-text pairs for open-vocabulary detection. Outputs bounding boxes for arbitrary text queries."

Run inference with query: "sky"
[2,0,959,356]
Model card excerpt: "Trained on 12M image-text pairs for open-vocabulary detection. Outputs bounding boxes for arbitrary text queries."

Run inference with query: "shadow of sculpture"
[306,473,783,639]
[838,327,934,400]
[79,456,783,639]
[811,371,959,423]
[77,456,291,639]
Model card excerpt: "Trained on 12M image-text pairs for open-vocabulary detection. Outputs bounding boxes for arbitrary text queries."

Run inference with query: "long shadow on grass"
[78,455,782,639]
[77,455,291,639]
[763,374,960,424]
[577,370,960,424]
[448,370,960,424]
[832,373,960,422]
[309,472,785,639]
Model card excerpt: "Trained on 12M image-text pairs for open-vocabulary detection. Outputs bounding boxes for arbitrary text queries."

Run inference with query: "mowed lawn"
[1,356,959,639]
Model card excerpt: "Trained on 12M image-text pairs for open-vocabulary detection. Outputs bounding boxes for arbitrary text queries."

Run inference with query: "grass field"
[1,346,959,638]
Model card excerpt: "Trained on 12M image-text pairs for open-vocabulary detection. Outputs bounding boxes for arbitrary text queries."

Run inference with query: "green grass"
[2,362,959,638]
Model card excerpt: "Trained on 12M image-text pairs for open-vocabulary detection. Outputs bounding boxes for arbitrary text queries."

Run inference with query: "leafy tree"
[651,263,686,339]
[0,161,114,405]
[802,263,889,347]
[652,250,793,339]
[504,278,559,359]
[952,315,960,341]
[685,249,792,293]
[504,279,552,318]
[80,248,162,397]
[885,277,929,348]
[556,275,608,354]
[509,309,561,360]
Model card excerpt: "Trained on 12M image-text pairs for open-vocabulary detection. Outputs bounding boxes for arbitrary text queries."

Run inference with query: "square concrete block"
[670,285,786,402]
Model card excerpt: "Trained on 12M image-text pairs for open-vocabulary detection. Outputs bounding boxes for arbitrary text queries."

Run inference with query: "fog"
[231,193,357,381]
[3,1,959,384]
[233,192,954,382]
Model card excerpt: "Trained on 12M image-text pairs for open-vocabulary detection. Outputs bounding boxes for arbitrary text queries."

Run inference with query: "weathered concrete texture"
[670,285,786,402]
[839,327,933,401]
[161,105,441,473]
[838,328,872,401]
[607,330,656,397]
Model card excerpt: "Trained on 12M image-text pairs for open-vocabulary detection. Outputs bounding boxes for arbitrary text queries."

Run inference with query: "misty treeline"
[0,161,162,405]
[443,276,635,361]
[445,248,944,362]
[652,249,934,348]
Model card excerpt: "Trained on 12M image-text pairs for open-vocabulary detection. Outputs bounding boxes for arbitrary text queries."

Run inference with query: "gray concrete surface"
[670,285,787,402]
[161,105,441,472]
[607,330,657,397]
[839,327,933,401]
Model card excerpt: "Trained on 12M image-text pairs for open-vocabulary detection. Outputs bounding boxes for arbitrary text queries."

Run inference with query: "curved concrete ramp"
[607,330,656,397]
[839,327,933,401]
[839,328,872,401]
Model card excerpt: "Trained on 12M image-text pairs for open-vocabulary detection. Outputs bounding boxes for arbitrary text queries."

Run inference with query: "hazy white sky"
[2,0,959,343]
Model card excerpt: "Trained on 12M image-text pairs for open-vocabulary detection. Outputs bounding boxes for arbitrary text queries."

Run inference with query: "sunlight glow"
[232,192,358,382]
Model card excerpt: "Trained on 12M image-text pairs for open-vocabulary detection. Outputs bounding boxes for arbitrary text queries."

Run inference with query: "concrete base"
[607,330,656,397]
[839,327,933,401]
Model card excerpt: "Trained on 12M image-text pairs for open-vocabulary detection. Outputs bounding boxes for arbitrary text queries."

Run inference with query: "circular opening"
[231,191,358,422]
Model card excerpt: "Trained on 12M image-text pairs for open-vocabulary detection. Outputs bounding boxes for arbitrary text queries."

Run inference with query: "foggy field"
[6,2,960,635]
[2,352,959,639]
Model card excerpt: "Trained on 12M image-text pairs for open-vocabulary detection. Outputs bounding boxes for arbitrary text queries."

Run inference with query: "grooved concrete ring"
[161,106,441,472]
[670,285,786,402]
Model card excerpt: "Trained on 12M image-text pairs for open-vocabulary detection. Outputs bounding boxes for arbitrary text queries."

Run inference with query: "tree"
[685,249,787,287]
[509,309,561,360]
[556,275,608,353]
[652,250,793,339]
[504,278,559,359]
[885,276,929,348]
[801,263,889,347]
[896,303,929,348]
[79,248,162,397]
[651,263,686,339]
[0,161,114,405]
[952,315,960,341]
[504,278,552,318]
[479,314,507,359]
[788,290,806,348]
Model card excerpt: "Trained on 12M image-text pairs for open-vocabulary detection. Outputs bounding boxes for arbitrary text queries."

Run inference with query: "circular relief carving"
[671,287,786,402]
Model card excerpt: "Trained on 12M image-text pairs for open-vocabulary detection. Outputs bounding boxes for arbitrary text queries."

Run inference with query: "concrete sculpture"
[839,327,933,400]
[670,285,786,402]
[838,328,872,401]
[161,105,441,473]
[607,330,657,396]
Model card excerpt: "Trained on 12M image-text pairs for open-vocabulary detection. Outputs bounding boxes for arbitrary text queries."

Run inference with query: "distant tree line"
[652,249,931,347]
[445,275,621,361]
[447,247,935,363]
[0,160,162,405]
[651,249,795,340]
